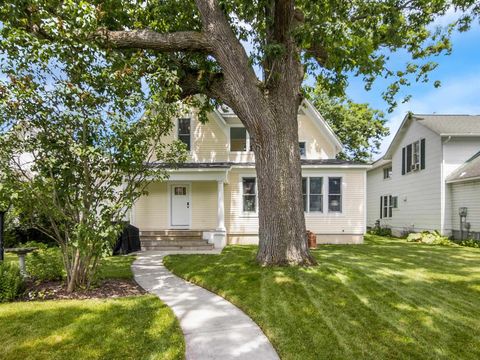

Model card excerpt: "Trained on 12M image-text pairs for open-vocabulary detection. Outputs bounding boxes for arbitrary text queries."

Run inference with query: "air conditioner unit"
[411,163,420,171]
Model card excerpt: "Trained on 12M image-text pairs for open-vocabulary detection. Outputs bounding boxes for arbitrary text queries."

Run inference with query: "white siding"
[442,137,480,232]
[367,121,443,235]
[227,168,366,243]
[450,180,480,233]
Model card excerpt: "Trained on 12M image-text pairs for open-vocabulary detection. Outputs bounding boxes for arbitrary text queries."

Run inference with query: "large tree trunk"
[252,103,317,266]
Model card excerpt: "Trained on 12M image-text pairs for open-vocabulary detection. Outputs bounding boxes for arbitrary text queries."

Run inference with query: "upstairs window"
[230,127,252,151]
[299,142,306,158]
[383,167,392,179]
[177,118,191,151]
[402,138,425,174]
[242,177,256,212]
[328,177,342,212]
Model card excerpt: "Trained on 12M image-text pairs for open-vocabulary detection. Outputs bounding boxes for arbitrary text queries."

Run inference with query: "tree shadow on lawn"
[0,295,184,360]
[165,240,480,360]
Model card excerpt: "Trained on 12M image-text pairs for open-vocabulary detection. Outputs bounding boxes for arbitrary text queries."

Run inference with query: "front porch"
[131,167,229,249]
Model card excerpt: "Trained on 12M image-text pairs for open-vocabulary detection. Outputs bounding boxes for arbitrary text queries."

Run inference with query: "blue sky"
[345,18,480,159]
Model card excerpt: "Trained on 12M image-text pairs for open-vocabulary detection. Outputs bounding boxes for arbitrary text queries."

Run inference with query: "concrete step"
[140,235,202,241]
[140,230,203,237]
[140,239,210,247]
[141,244,215,251]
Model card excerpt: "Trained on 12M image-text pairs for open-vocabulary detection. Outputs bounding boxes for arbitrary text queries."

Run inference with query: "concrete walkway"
[132,250,280,360]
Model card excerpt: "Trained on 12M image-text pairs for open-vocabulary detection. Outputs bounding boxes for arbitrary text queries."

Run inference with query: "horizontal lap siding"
[298,114,336,159]
[367,121,442,233]
[305,170,365,235]
[133,182,168,230]
[450,181,480,232]
[191,182,217,229]
[226,168,366,236]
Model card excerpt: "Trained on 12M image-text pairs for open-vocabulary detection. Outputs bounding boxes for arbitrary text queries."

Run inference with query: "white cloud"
[377,70,480,158]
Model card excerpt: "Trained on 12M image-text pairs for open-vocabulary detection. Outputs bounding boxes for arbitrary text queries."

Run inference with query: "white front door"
[170,184,191,228]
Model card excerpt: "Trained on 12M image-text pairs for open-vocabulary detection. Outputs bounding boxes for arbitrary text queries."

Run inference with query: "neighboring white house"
[367,114,480,239]
[131,100,369,249]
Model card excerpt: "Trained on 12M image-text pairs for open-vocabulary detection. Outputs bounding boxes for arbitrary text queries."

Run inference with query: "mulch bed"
[20,279,146,301]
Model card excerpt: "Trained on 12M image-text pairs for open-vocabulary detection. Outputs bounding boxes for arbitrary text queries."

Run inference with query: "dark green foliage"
[309,87,389,162]
[0,261,25,302]
[26,246,64,282]
[458,239,480,248]
[369,226,392,237]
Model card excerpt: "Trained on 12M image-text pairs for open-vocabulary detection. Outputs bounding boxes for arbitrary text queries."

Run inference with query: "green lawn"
[164,235,480,360]
[0,252,185,360]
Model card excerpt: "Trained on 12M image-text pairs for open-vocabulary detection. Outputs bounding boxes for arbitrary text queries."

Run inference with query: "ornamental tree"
[0,44,185,292]
[1,0,478,266]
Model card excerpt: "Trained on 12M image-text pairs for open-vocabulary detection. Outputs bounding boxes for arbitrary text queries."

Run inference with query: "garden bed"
[21,278,146,301]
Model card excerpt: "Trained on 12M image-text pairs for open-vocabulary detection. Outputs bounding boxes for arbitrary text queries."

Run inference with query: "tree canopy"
[310,88,389,162]
[1,0,478,266]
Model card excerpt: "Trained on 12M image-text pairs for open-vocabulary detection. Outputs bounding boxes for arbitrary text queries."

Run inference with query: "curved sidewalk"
[132,250,279,360]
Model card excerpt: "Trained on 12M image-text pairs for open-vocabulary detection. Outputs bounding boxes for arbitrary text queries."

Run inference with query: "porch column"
[217,180,226,231]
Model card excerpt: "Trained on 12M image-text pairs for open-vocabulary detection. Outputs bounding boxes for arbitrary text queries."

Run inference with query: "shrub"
[0,261,25,302]
[406,231,454,246]
[458,239,480,248]
[26,246,64,282]
[369,227,392,237]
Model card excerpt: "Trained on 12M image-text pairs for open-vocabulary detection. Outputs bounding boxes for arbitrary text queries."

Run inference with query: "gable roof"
[383,113,480,160]
[446,150,480,183]
[215,99,343,153]
[414,114,480,136]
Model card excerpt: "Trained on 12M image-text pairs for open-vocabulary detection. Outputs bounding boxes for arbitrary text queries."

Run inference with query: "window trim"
[241,176,258,215]
[402,138,425,174]
[302,176,323,213]
[299,141,307,158]
[229,125,253,153]
[177,117,191,151]
[328,177,343,213]
[380,194,397,219]
[383,166,392,180]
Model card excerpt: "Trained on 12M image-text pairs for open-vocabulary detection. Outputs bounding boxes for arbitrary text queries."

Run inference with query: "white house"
[367,114,480,239]
[130,101,369,250]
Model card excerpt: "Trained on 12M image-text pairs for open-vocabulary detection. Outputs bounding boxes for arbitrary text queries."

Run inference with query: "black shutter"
[402,147,406,175]
[406,144,412,173]
[420,138,426,169]
[380,196,383,219]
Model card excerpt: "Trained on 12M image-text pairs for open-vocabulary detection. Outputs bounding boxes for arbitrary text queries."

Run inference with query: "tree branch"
[96,29,212,52]
[178,70,232,105]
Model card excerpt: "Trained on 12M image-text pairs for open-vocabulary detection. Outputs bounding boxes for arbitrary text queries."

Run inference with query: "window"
[242,177,256,212]
[328,177,342,212]
[383,167,392,179]
[299,142,306,158]
[402,138,425,174]
[302,178,308,212]
[230,127,252,151]
[302,177,323,213]
[380,195,397,218]
[177,118,191,151]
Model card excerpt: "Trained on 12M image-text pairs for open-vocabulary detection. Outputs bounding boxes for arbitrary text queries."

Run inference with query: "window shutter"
[406,144,412,172]
[402,147,406,175]
[380,196,383,219]
[420,138,426,169]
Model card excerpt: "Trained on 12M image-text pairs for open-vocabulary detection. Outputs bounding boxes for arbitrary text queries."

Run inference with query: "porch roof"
[149,159,369,169]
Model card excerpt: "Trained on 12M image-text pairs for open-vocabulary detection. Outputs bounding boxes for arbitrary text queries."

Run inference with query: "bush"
[458,239,480,248]
[26,246,64,282]
[0,261,25,302]
[406,231,454,246]
[369,227,392,237]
